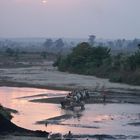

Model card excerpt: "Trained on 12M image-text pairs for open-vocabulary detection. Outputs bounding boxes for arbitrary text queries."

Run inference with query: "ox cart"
[60,89,90,111]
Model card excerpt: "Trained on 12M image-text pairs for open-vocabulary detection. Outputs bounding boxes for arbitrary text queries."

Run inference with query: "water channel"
[0,86,140,138]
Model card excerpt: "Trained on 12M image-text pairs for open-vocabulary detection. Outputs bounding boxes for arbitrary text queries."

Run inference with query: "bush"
[109,73,122,83]
[53,42,140,85]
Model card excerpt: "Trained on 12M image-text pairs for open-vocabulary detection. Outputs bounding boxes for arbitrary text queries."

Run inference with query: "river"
[0,86,140,138]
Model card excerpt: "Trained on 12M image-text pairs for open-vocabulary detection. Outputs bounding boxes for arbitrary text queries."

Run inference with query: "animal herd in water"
[60,83,107,110]
[61,89,90,110]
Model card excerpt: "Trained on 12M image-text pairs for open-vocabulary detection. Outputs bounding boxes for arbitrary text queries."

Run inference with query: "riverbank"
[0,61,140,139]
[0,105,49,139]
[1,61,140,92]
[30,90,140,104]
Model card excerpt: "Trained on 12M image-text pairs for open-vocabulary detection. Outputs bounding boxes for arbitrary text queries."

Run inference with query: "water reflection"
[0,86,68,131]
[0,86,140,136]
[94,115,114,122]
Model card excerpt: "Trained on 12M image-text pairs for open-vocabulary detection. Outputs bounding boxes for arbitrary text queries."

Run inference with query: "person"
[65,131,73,140]
[45,122,48,127]
[103,90,106,103]
[85,89,90,99]
[101,85,107,103]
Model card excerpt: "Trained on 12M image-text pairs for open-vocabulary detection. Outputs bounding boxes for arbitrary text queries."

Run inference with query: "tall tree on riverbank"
[54,42,140,85]
[54,42,111,74]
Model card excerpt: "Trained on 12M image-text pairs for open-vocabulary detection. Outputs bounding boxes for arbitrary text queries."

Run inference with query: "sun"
[42,0,47,4]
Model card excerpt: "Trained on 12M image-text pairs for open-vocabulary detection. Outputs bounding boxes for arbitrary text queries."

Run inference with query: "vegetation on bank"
[0,104,13,120]
[54,42,140,85]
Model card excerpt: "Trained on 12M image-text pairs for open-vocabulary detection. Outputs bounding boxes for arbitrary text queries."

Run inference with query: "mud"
[36,114,73,125]
[30,89,140,104]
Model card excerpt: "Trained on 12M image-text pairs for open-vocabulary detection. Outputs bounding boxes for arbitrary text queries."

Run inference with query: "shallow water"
[0,87,140,138]
[0,87,68,131]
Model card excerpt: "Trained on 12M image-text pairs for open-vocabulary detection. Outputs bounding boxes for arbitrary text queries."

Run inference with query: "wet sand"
[30,89,140,104]
[0,62,140,139]
[0,61,140,91]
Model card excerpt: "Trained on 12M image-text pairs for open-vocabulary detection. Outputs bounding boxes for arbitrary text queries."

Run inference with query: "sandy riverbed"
[0,61,140,140]
[0,61,140,91]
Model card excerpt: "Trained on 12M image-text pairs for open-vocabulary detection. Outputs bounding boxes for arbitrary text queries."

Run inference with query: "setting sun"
[0,0,140,139]
[42,0,47,4]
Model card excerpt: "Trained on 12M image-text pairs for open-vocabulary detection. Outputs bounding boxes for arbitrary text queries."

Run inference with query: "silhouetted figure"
[101,85,107,103]
[103,90,106,103]
[65,131,73,140]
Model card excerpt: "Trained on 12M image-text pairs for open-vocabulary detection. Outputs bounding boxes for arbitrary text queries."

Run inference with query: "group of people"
[61,89,90,109]
[66,89,90,102]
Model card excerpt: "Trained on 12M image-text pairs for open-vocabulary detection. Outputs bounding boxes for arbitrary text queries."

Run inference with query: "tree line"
[54,42,140,85]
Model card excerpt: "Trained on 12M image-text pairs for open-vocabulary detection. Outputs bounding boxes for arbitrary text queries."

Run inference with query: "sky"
[0,0,140,39]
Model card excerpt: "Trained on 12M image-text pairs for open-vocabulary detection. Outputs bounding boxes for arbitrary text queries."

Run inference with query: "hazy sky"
[0,0,140,39]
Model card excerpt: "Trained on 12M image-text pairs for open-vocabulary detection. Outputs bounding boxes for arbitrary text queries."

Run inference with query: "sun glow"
[42,0,47,4]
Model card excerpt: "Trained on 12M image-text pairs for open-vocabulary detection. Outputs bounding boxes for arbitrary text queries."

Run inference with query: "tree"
[55,39,64,49]
[72,42,91,57]
[134,45,140,67]
[127,55,136,71]
[14,48,20,60]
[88,35,96,46]
[43,39,53,48]
[54,42,111,73]
[5,48,15,56]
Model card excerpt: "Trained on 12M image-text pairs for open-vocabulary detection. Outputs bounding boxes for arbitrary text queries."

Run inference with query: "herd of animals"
[60,83,107,110]
[60,89,90,110]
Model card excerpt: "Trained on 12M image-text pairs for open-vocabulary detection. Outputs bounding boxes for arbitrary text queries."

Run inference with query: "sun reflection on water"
[0,87,140,136]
